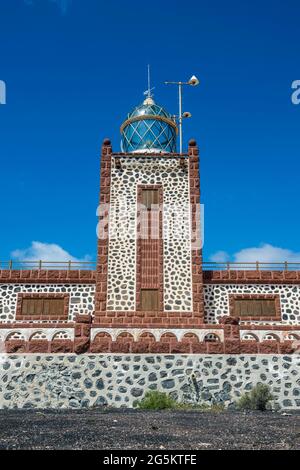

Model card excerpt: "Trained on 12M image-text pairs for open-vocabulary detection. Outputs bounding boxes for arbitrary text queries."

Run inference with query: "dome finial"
[143,64,155,105]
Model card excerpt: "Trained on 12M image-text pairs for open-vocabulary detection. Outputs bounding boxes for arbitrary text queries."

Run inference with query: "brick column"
[94,138,112,324]
[188,139,205,323]
[74,314,92,354]
[220,316,241,354]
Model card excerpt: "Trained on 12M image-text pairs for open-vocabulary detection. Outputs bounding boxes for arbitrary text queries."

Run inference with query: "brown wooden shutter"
[262,299,276,316]
[21,298,43,316]
[140,289,159,311]
[141,189,159,209]
[233,298,276,317]
[21,297,65,317]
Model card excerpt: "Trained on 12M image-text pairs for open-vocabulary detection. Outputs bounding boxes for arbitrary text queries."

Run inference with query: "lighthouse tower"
[94,91,204,340]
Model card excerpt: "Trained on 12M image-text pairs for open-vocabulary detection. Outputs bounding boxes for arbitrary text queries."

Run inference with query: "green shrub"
[134,390,226,412]
[237,383,274,411]
[134,391,178,410]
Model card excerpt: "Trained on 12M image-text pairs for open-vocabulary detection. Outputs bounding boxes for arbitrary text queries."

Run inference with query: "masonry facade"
[1,137,300,356]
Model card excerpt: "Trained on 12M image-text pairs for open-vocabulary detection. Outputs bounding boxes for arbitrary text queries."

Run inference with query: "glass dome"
[120,97,177,153]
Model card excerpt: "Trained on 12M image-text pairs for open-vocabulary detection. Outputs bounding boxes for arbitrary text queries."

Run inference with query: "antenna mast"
[147,64,151,98]
[144,65,155,101]
[165,75,199,152]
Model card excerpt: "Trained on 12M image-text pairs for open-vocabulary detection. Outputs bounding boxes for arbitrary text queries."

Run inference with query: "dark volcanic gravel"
[0,409,299,450]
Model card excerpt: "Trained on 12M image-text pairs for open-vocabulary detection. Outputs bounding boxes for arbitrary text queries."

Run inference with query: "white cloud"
[24,0,72,15]
[50,0,72,14]
[233,244,300,263]
[209,243,300,264]
[209,250,230,263]
[11,241,90,263]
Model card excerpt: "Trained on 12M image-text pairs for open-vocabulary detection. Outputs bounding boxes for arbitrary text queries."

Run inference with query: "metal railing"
[202,262,300,271]
[0,261,97,270]
[0,260,300,271]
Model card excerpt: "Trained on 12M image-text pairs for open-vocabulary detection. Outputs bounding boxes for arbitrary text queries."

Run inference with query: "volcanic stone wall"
[0,283,95,323]
[204,284,300,325]
[0,354,299,410]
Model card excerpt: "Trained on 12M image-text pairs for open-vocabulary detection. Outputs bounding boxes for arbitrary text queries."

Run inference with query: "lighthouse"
[94,87,204,336]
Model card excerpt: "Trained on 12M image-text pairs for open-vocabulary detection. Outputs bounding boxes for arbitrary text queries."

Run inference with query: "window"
[140,289,159,311]
[16,294,69,320]
[141,189,159,210]
[21,298,65,316]
[230,295,280,318]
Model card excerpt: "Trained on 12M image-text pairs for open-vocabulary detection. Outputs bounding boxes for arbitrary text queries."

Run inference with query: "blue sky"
[0,0,300,263]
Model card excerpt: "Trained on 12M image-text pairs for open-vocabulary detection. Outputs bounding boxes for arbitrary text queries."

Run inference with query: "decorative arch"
[90,331,112,353]
[93,332,113,343]
[241,333,259,342]
[286,333,300,341]
[5,331,25,341]
[182,332,199,343]
[263,333,280,342]
[115,332,134,342]
[160,332,177,343]
[204,333,220,343]
[29,331,47,341]
[138,332,156,342]
[52,331,72,341]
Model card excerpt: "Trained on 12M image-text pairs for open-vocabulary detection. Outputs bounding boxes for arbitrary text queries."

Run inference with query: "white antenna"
[147,64,151,98]
[143,64,155,99]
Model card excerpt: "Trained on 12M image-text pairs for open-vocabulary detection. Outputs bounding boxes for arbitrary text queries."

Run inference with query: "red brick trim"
[136,185,164,312]
[28,340,50,353]
[204,270,300,284]
[189,140,205,322]
[5,340,27,353]
[229,294,281,321]
[2,317,300,354]
[50,340,74,353]
[94,139,112,320]
[5,337,297,354]
[87,339,298,354]
[3,269,300,285]
[92,311,204,328]
[90,323,224,330]
[0,322,74,328]
[0,270,96,284]
[74,313,92,354]
[16,293,70,321]
[4,338,74,354]
[223,340,297,355]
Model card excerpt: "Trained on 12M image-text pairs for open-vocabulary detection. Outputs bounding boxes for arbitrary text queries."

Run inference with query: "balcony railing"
[202,262,300,271]
[0,261,97,270]
[0,260,300,271]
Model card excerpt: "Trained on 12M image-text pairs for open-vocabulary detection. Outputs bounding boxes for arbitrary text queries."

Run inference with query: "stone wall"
[107,155,193,312]
[0,284,95,323]
[0,354,299,410]
[204,284,300,325]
